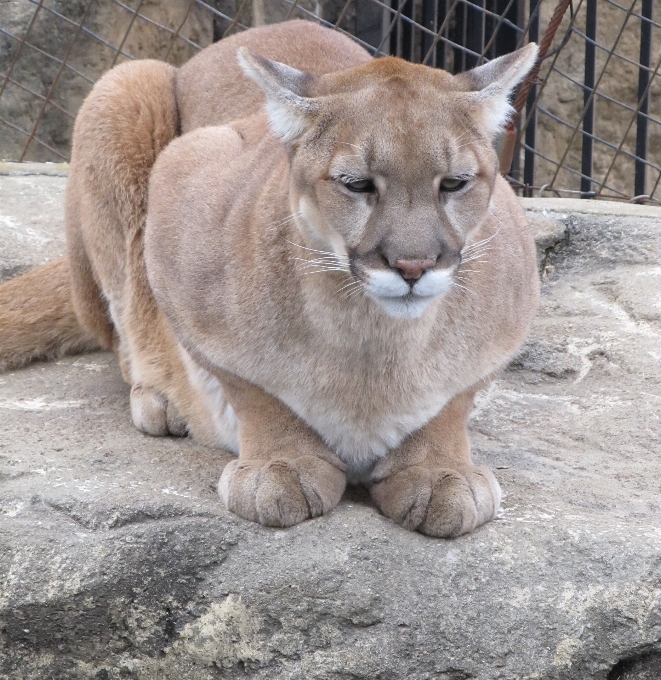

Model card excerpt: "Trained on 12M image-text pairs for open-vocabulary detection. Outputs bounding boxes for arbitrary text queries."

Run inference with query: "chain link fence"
[1,0,659,203]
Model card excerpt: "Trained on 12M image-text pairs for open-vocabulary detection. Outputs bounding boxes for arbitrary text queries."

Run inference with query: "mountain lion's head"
[238,42,537,318]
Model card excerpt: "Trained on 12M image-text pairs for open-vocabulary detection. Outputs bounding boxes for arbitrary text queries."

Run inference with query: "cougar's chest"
[243,305,454,479]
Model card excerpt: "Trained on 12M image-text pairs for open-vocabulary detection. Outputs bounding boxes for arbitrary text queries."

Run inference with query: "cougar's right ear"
[455,42,538,138]
[237,47,319,144]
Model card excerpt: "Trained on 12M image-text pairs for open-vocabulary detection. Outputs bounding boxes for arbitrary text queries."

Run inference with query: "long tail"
[0,257,101,371]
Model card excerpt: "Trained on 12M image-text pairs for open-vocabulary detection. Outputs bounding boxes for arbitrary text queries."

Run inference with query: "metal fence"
[0,0,659,203]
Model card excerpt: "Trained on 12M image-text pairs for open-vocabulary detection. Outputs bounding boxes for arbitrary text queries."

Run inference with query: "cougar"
[0,20,539,537]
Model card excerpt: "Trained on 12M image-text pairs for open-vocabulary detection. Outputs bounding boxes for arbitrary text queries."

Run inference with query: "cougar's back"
[175,20,372,133]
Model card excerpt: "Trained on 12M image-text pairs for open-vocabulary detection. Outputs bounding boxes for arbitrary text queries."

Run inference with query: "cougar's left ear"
[455,42,538,138]
[237,47,319,144]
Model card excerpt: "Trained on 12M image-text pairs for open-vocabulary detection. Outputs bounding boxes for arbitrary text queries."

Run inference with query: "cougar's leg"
[66,59,189,435]
[368,382,501,538]
[215,369,347,527]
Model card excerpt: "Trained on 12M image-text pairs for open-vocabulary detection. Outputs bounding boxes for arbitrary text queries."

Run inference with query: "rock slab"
[0,169,660,679]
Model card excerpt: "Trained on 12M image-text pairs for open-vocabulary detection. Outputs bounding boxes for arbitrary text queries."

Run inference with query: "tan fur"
[0,258,99,370]
[0,21,540,536]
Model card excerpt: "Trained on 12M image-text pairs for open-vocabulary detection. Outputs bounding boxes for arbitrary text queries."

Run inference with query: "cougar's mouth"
[362,267,455,319]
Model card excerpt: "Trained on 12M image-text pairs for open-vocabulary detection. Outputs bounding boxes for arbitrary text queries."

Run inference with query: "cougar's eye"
[342,178,376,193]
[440,177,468,192]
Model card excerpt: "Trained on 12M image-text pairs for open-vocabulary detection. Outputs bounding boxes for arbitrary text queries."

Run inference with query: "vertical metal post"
[523,0,540,195]
[581,0,597,196]
[436,0,448,69]
[422,0,436,66]
[401,0,414,61]
[422,0,449,68]
[465,0,485,69]
[453,1,466,71]
[389,0,399,56]
[635,0,653,197]
[507,0,524,180]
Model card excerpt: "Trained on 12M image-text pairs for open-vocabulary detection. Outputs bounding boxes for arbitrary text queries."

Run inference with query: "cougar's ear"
[455,42,538,138]
[237,47,319,144]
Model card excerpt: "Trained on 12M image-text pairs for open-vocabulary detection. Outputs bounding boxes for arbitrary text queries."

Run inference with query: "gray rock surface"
[0,162,68,282]
[1,170,660,679]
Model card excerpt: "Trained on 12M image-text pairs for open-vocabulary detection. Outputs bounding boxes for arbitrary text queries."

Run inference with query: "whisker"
[340,288,363,301]
[451,129,471,145]
[267,212,302,229]
[463,228,501,253]
[343,286,365,301]
[463,245,493,255]
[462,246,492,258]
[487,211,510,233]
[286,240,349,260]
[339,142,365,153]
[452,282,475,296]
[301,267,349,275]
[307,256,349,264]
[462,248,491,259]
[336,279,361,294]
[295,258,350,271]
[460,255,490,265]
[295,261,350,273]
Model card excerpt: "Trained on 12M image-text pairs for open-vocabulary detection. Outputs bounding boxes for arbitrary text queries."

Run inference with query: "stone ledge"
[521,196,661,218]
[0,161,70,176]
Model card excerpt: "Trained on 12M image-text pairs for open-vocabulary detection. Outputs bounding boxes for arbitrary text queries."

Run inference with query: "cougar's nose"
[392,258,436,281]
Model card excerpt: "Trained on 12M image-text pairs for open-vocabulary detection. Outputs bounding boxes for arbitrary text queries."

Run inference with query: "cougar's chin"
[363,269,454,319]
[370,293,438,319]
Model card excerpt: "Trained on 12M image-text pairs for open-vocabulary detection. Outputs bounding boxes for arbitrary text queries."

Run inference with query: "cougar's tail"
[0,257,101,371]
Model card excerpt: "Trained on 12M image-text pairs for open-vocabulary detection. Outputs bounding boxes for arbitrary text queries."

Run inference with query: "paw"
[218,456,346,527]
[130,384,187,437]
[369,465,501,538]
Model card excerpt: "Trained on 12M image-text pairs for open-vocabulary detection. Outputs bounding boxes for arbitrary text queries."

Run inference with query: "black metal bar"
[523,0,540,196]
[635,0,653,197]
[581,0,597,196]
[453,1,466,71]
[504,0,523,180]
[422,0,436,65]
[389,0,397,55]
[479,0,518,64]
[465,0,485,69]
[436,0,448,68]
[401,0,414,60]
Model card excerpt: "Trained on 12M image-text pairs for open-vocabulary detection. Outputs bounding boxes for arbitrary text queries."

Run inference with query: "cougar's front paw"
[370,465,501,538]
[218,456,346,527]
[130,384,187,437]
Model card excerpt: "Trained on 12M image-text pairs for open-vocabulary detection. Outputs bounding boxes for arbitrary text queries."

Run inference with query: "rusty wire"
[18,0,96,162]
[165,0,198,61]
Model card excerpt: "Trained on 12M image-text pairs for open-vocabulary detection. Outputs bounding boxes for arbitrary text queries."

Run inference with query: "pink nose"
[393,259,436,280]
